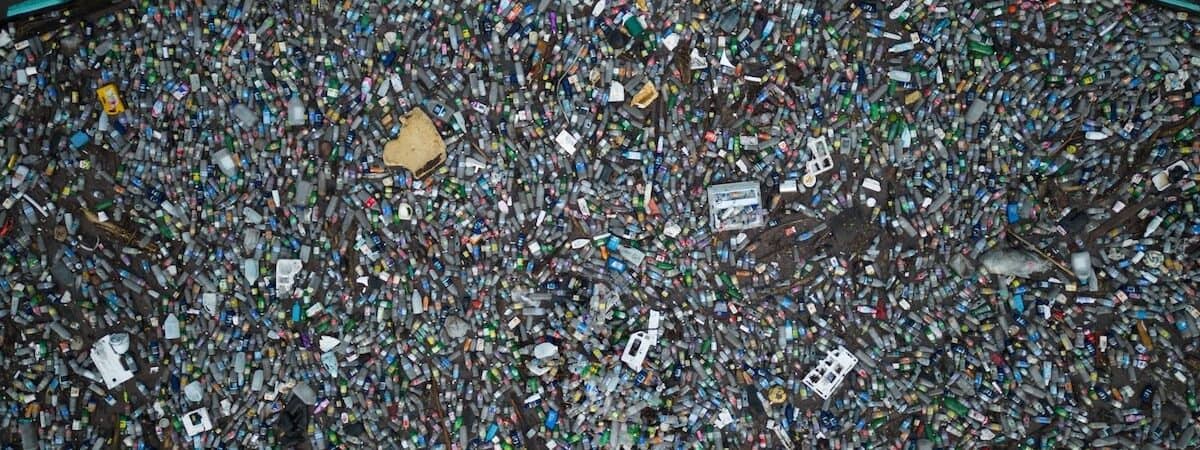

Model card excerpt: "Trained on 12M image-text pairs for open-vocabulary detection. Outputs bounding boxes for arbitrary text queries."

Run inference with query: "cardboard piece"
[383,108,447,179]
[96,84,126,115]
[630,83,658,109]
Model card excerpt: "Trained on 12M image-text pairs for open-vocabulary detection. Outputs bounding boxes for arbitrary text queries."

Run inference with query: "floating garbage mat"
[0,1,1199,449]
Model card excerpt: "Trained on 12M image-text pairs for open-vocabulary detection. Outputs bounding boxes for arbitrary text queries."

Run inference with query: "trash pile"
[1,0,1199,448]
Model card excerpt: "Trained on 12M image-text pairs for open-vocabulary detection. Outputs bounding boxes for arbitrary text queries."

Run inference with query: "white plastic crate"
[707,181,765,231]
[802,346,858,399]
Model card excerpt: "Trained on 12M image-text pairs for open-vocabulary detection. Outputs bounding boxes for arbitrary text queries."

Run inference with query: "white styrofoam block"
[276,259,303,295]
[805,137,834,178]
[620,331,652,371]
[182,408,214,436]
[862,178,882,192]
[91,334,134,389]
[780,179,798,193]
[555,130,578,155]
